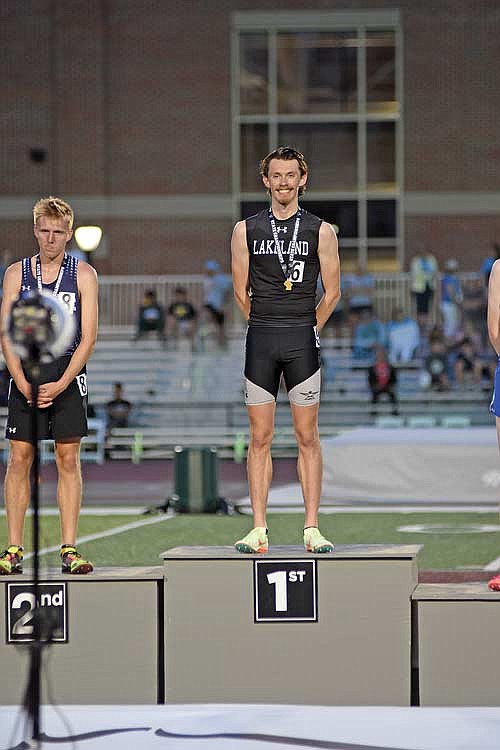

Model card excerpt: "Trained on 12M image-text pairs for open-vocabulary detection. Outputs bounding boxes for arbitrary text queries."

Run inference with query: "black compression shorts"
[244,325,321,406]
[5,356,88,443]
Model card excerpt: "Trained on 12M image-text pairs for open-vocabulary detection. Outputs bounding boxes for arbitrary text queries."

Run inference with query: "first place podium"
[162,544,420,706]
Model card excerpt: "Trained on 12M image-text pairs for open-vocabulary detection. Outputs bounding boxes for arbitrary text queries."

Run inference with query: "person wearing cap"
[202,259,231,346]
[440,258,463,340]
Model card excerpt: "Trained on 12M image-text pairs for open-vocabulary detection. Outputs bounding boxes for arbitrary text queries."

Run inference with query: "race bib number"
[57,292,77,315]
[290,260,305,284]
[76,373,87,396]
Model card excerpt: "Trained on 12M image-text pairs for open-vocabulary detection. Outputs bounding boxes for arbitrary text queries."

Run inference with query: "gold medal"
[284,278,293,291]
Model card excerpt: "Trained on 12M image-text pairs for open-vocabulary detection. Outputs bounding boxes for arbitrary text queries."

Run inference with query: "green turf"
[2,511,499,570]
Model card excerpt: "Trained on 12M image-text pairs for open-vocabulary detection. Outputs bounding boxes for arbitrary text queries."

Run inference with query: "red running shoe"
[487,574,500,591]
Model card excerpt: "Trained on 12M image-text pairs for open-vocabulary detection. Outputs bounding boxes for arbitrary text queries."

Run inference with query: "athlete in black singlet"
[231,147,341,554]
[0,197,98,576]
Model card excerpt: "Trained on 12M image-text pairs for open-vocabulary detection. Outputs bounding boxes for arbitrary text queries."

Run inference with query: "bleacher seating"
[0,331,492,462]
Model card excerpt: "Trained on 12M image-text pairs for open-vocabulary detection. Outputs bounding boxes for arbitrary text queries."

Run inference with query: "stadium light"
[74,225,102,253]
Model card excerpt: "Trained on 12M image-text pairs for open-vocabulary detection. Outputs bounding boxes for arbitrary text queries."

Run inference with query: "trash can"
[172,446,219,513]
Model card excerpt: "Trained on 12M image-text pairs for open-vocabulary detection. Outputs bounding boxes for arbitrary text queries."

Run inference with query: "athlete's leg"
[247,402,275,528]
[291,402,322,528]
[54,439,82,546]
[4,440,34,546]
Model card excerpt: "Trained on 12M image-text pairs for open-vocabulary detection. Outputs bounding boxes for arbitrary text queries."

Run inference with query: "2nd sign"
[6,582,68,643]
[254,560,317,622]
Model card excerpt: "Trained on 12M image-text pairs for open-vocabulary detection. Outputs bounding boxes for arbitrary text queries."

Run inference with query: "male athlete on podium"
[231,146,341,553]
[0,197,98,576]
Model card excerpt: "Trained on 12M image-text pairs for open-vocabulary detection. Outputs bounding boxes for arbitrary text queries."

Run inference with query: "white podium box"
[0,567,163,705]
[162,544,420,706]
[413,583,500,706]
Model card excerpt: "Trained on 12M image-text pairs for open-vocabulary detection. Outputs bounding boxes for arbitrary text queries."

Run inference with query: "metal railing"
[97,272,480,328]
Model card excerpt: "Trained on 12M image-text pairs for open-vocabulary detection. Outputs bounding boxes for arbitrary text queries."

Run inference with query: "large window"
[232,11,402,270]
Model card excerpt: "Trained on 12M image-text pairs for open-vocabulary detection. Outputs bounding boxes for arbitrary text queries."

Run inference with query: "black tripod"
[20,347,59,742]
[21,347,44,743]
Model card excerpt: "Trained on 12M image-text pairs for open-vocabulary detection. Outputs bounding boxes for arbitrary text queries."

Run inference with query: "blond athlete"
[0,197,98,575]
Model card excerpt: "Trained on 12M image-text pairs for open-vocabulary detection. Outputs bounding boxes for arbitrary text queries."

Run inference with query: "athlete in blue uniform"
[0,197,98,575]
[487,259,500,590]
[231,147,341,553]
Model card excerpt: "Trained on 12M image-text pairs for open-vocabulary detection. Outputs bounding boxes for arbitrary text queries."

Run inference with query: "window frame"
[231,9,404,271]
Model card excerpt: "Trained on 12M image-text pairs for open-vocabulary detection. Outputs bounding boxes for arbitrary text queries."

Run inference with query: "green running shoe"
[304,527,334,553]
[0,545,24,575]
[61,545,93,574]
[235,527,268,553]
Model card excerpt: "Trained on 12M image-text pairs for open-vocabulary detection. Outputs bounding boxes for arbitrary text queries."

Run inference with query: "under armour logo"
[276,226,288,234]
[8,427,16,434]
[21,285,31,292]
[300,391,318,401]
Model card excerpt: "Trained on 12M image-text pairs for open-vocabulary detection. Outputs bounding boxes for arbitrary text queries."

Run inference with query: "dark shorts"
[205,304,225,327]
[413,286,434,315]
[244,325,321,406]
[6,356,88,443]
[490,357,500,417]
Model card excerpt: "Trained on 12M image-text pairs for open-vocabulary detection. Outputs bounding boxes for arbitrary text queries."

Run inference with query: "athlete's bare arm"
[0,263,32,402]
[38,262,98,407]
[487,259,500,355]
[231,220,251,321]
[315,222,341,332]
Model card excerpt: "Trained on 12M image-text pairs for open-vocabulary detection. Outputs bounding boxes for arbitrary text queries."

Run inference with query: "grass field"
[1,511,500,571]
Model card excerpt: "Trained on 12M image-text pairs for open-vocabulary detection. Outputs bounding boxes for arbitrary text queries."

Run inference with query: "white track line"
[237,505,498,514]
[484,554,500,572]
[0,506,150,517]
[22,513,175,560]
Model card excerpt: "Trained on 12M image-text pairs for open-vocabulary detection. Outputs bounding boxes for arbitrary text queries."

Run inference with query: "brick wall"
[1,0,499,272]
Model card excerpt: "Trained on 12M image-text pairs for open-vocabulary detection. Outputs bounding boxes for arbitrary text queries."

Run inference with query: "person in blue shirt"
[352,309,385,359]
[440,258,462,339]
[202,259,232,346]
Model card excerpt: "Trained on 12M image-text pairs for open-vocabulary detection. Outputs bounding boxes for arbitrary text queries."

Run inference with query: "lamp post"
[74,225,103,264]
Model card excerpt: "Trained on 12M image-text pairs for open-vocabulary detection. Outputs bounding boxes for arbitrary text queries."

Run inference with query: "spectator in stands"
[343,261,375,326]
[423,339,450,391]
[202,259,232,346]
[428,323,446,346]
[453,337,483,388]
[386,307,420,363]
[410,249,438,329]
[368,345,399,415]
[135,289,166,345]
[352,309,385,359]
[462,275,487,344]
[167,286,197,345]
[194,304,221,352]
[440,259,463,340]
[106,382,132,431]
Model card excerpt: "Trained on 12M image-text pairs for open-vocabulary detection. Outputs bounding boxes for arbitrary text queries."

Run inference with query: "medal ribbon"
[269,208,302,282]
[36,253,67,296]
